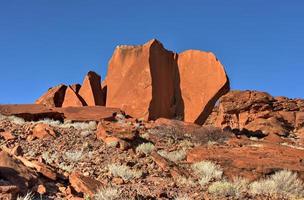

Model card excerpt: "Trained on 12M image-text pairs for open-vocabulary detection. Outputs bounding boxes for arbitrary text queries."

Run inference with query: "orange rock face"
[205,90,304,137]
[78,71,105,106]
[187,141,304,181]
[106,39,179,120]
[106,39,229,124]
[178,50,230,124]
[35,84,67,107]
[62,86,85,108]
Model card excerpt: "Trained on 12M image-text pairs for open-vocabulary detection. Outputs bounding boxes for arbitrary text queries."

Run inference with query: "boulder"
[35,84,67,107]
[106,39,179,120]
[0,151,37,193]
[178,50,230,124]
[69,172,103,197]
[106,39,230,124]
[78,71,105,106]
[32,123,56,139]
[0,104,121,122]
[62,86,85,108]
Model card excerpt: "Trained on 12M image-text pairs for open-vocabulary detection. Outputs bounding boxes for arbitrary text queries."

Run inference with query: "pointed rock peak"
[78,71,105,106]
[145,38,163,46]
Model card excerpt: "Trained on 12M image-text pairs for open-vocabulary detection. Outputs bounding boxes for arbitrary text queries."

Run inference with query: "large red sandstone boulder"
[62,86,85,108]
[106,39,179,120]
[106,39,229,124]
[78,71,105,106]
[178,50,229,124]
[35,84,67,107]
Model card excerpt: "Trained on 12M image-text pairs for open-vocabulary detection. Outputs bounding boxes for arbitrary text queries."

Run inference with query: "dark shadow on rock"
[194,75,230,125]
[148,40,184,121]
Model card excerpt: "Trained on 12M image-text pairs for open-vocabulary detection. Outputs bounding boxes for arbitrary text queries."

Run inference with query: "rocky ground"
[1,90,304,200]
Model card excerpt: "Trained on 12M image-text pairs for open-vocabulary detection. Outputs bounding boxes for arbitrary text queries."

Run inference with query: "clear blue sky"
[1,0,303,104]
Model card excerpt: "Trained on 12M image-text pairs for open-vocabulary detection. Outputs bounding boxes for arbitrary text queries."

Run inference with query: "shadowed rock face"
[106,39,229,124]
[62,86,85,108]
[79,71,105,106]
[35,84,67,107]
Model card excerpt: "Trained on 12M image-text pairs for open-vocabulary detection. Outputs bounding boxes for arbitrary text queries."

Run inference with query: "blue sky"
[0,0,303,104]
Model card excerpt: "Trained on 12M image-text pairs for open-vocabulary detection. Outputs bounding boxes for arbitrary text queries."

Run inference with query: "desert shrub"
[157,149,186,162]
[174,194,192,200]
[192,161,223,186]
[17,192,34,200]
[136,143,155,155]
[175,176,196,187]
[232,176,249,195]
[108,164,142,181]
[249,170,304,198]
[208,181,236,197]
[0,114,26,125]
[192,126,232,144]
[64,149,83,162]
[42,151,58,164]
[32,118,97,131]
[94,186,120,200]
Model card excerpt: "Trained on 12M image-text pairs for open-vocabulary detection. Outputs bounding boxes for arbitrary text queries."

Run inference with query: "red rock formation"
[178,50,229,124]
[205,90,304,138]
[105,39,229,124]
[0,104,121,122]
[79,71,105,106]
[106,39,179,120]
[70,84,81,93]
[187,141,304,181]
[62,86,85,108]
[35,84,67,107]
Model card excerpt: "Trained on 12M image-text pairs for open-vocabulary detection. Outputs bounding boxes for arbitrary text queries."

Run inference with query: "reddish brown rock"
[70,84,81,93]
[105,39,229,124]
[62,86,85,108]
[106,39,179,120]
[0,151,37,193]
[205,90,304,138]
[0,104,121,122]
[36,84,67,107]
[0,131,15,141]
[32,123,56,139]
[69,172,103,197]
[178,50,230,124]
[96,122,134,150]
[187,141,304,181]
[0,184,19,200]
[78,71,105,106]
[37,184,47,195]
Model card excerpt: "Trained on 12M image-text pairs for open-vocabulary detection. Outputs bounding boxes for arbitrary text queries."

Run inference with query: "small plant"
[94,186,120,200]
[192,161,223,186]
[42,151,58,164]
[174,194,192,200]
[58,162,73,173]
[0,114,26,125]
[175,176,196,187]
[64,149,83,162]
[17,192,34,200]
[136,143,155,155]
[249,170,304,198]
[108,164,142,181]
[157,149,186,162]
[208,181,236,197]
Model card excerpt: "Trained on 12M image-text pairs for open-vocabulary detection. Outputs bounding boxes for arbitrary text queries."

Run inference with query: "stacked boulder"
[36,39,230,125]
[36,71,106,108]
